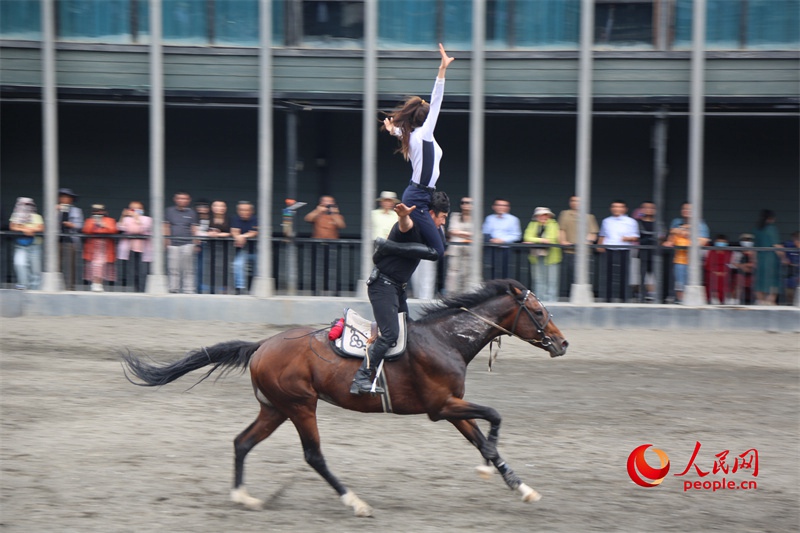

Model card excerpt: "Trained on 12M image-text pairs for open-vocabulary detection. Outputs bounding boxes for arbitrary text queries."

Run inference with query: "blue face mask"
[714,241,728,247]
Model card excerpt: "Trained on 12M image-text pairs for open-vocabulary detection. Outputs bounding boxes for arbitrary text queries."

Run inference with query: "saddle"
[330,308,407,360]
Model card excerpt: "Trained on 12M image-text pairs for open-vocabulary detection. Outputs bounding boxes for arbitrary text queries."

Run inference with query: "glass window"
[58,0,133,43]
[163,0,207,44]
[0,0,41,40]
[442,0,472,48]
[594,0,655,48]
[744,0,800,49]
[299,0,363,47]
[214,0,258,45]
[485,0,581,50]
[378,0,436,48]
[674,0,800,50]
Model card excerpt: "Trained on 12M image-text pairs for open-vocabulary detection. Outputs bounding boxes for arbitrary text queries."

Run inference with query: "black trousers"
[605,249,630,302]
[367,276,408,364]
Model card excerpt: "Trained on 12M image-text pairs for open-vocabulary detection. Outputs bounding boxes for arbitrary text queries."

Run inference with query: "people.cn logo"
[627,444,671,487]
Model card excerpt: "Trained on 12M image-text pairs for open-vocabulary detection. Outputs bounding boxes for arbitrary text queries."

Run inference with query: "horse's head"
[504,284,568,357]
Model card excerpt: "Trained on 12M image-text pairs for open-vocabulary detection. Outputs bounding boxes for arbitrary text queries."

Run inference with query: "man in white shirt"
[597,200,640,302]
[482,198,521,279]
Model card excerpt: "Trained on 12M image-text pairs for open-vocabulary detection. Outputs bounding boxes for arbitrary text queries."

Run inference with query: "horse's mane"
[418,279,526,320]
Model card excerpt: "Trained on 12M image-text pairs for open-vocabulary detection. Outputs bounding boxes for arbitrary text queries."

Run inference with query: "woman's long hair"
[381,96,430,160]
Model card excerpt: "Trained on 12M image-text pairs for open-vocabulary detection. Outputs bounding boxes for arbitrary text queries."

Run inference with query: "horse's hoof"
[518,483,542,503]
[475,465,493,479]
[230,487,264,510]
[341,491,373,517]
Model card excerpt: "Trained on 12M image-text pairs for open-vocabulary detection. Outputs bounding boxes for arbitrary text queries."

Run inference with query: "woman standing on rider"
[381,43,454,259]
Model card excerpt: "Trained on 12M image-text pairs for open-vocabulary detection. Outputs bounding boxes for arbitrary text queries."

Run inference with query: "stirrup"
[350,379,384,395]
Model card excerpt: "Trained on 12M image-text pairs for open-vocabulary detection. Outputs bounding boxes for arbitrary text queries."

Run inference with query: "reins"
[459,289,554,348]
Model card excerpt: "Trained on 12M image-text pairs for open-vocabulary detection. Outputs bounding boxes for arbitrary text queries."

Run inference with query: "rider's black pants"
[367,276,408,366]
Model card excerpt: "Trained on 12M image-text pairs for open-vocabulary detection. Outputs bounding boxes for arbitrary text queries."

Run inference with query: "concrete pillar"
[145,0,168,294]
[570,0,595,305]
[357,0,378,297]
[39,0,64,292]
[250,0,275,297]
[468,0,486,290]
[684,0,707,306]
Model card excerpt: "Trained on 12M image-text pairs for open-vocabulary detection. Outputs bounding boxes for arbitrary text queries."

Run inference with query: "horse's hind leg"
[230,405,287,510]
[290,408,373,517]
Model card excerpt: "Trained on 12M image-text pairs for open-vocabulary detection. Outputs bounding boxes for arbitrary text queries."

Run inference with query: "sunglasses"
[461,201,472,205]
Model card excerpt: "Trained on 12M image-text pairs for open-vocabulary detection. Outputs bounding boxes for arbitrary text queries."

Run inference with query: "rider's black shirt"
[374,223,425,284]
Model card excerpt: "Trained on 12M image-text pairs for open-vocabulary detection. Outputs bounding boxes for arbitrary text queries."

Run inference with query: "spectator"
[305,195,346,293]
[208,200,231,293]
[635,201,658,301]
[164,191,198,294]
[57,188,83,290]
[670,202,710,246]
[557,195,599,292]
[704,234,733,305]
[754,209,782,305]
[82,204,118,292]
[597,200,640,302]
[9,197,44,290]
[195,199,211,293]
[781,231,799,305]
[304,195,346,239]
[231,201,258,295]
[209,200,231,236]
[482,198,521,279]
[117,200,153,293]
[371,191,399,240]
[665,223,692,304]
[445,196,474,294]
[524,207,562,303]
[731,233,756,305]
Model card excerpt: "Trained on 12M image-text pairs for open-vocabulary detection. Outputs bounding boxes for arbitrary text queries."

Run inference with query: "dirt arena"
[1,316,798,532]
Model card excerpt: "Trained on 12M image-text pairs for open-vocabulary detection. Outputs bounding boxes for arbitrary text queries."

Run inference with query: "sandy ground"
[1,316,798,533]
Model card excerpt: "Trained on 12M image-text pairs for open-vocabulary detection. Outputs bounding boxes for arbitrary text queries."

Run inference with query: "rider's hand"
[394,203,417,218]
[438,43,454,70]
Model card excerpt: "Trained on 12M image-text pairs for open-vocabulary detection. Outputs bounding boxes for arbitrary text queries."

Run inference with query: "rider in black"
[350,191,450,395]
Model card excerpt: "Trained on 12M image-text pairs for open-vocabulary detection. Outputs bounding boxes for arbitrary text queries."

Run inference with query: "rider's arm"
[394,203,416,233]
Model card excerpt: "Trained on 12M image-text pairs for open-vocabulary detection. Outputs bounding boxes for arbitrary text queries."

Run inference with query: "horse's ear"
[508,283,522,296]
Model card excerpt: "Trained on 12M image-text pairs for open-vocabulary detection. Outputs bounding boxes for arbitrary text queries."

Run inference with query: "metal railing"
[2,231,797,305]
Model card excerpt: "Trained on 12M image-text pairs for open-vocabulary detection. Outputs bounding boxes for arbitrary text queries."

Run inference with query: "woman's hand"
[438,43,454,70]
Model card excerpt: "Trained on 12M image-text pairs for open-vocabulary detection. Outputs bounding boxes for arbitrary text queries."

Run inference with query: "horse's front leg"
[433,399,541,502]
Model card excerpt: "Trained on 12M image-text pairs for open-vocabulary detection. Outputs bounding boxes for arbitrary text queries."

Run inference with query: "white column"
[468,0,486,290]
[570,0,595,304]
[357,0,378,297]
[251,0,275,297]
[145,0,168,293]
[39,0,64,291]
[684,0,707,306]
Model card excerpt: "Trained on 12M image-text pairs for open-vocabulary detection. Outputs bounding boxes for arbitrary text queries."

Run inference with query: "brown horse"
[122,279,568,516]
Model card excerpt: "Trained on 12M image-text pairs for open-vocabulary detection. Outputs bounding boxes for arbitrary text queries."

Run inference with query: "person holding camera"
[117,200,153,292]
[82,204,118,292]
[304,195,346,239]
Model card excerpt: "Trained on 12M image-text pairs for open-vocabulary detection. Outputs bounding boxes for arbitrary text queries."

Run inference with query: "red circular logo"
[627,444,670,487]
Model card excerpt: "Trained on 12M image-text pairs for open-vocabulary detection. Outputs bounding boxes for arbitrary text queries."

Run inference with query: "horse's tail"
[121,340,262,387]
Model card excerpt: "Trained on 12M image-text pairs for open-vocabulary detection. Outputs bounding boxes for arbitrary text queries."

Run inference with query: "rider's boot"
[350,341,387,395]
[373,237,439,264]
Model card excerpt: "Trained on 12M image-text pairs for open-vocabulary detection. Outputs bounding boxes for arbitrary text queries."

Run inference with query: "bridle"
[460,289,554,348]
